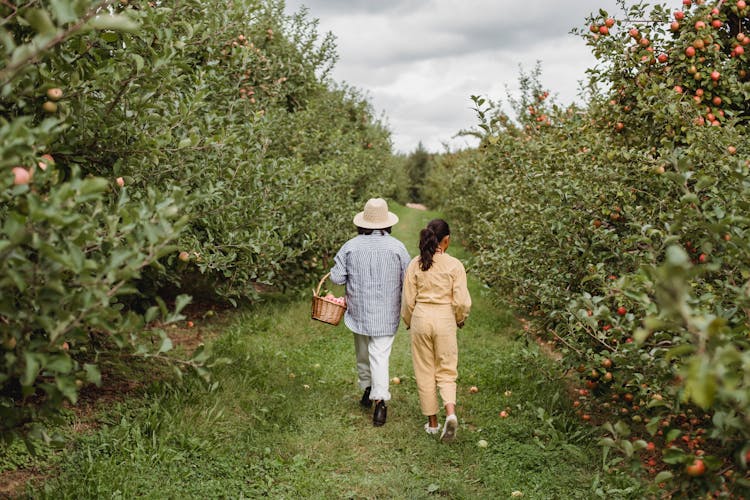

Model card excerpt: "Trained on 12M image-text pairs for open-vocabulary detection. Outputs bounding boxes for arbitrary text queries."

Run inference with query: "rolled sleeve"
[329,248,347,285]
[401,259,418,328]
[451,263,472,325]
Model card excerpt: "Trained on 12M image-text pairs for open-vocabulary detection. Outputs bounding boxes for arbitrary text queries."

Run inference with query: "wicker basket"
[311,272,346,325]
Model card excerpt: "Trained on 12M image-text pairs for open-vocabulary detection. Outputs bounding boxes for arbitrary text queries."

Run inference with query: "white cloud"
[284,0,623,153]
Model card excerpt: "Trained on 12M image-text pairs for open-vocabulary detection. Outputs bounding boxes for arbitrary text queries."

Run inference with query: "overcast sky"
[283,0,623,154]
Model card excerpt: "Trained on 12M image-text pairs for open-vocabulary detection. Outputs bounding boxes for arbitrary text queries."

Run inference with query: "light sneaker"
[440,414,458,443]
[424,422,441,435]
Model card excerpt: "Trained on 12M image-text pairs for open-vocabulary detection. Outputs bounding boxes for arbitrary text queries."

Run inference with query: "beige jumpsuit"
[401,252,472,416]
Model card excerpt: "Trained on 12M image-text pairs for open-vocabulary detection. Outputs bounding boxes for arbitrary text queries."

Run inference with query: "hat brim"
[353,212,399,229]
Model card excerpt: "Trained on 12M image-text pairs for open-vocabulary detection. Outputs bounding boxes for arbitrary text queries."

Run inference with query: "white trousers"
[354,333,395,402]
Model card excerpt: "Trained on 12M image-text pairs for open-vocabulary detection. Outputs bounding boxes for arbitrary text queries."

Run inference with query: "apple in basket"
[324,293,346,306]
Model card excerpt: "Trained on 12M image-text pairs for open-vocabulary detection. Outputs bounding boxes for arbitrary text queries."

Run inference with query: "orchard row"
[0,0,405,441]
[429,0,749,496]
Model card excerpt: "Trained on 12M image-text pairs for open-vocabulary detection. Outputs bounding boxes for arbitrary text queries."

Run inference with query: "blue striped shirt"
[330,232,411,336]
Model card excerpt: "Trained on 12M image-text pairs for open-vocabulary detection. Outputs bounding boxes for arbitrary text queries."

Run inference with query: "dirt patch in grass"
[0,468,48,498]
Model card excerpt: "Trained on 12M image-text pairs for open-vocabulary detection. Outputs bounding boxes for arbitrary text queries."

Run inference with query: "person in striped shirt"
[330,198,411,427]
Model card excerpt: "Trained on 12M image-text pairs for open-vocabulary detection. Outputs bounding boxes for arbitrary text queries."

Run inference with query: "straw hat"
[353,198,399,229]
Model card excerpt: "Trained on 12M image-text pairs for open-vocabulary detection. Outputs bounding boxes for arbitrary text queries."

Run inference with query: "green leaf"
[654,471,673,483]
[158,333,173,354]
[598,437,616,447]
[49,0,79,24]
[621,440,634,457]
[662,447,687,464]
[84,363,102,386]
[78,177,108,196]
[87,14,140,32]
[665,344,696,361]
[144,305,159,324]
[684,357,717,409]
[174,294,192,314]
[23,9,57,36]
[666,428,681,443]
[45,354,73,373]
[614,421,631,438]
[679,193,699,205]
[695,176,716,191]
[56,376,78,404]
[21,353,41,387]
[131,53,144,72]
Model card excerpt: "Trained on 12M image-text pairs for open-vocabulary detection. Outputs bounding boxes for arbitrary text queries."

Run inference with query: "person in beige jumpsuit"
[401,219,471,442]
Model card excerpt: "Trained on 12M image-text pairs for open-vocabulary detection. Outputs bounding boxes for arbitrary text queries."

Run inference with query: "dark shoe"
[373,400,387,427]
[360,386,372,409]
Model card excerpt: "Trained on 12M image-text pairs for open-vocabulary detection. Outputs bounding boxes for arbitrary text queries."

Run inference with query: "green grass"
[20,203,640,499]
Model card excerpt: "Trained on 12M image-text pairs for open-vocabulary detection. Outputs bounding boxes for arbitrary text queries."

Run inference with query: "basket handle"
[314,272,331,297]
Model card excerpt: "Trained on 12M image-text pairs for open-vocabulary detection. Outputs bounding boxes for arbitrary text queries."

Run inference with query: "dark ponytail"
[419,219,450,271]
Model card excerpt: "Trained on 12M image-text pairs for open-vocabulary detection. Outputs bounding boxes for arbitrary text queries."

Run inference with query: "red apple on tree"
[46,88,63,101]
[686,459,706,477]
[12,167,31,185]
[42,101,58,113]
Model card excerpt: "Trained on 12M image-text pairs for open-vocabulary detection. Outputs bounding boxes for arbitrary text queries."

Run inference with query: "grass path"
[29,204,631,499]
